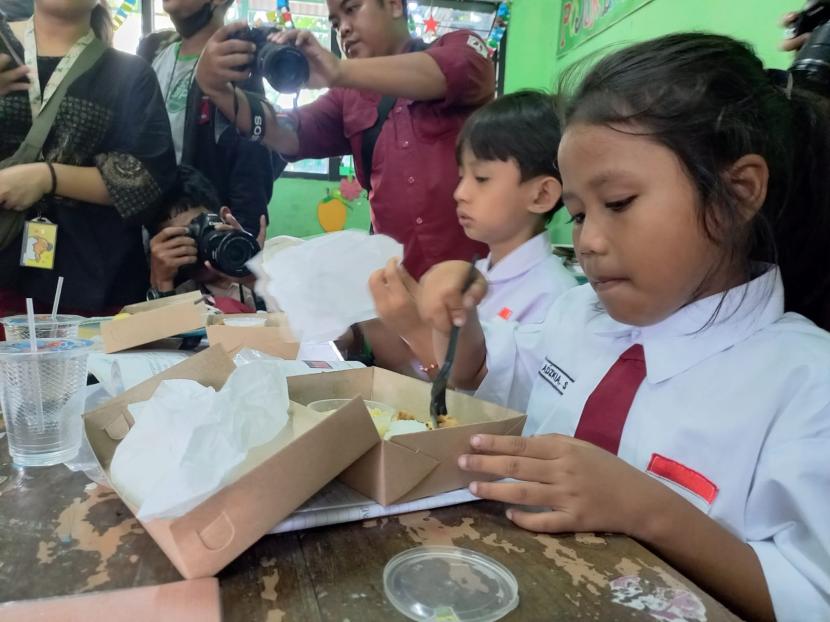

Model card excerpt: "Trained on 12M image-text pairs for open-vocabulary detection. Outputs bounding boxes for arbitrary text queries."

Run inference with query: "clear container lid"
[1,314,84,326]
[0,338,93,357]
[383,546,519,622]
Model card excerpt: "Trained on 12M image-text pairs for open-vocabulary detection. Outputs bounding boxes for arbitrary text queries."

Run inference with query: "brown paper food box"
[206,313,300,359]
[101,291,208,354]
[84,346,379,579]
[0,578,221,622]
[287,368,527,507]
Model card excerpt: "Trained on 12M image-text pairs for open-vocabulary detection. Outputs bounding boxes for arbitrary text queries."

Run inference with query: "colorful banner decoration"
[558,0,656,56]
[266,0,294,27]
[485,1,511,56]
[112,0,138,31]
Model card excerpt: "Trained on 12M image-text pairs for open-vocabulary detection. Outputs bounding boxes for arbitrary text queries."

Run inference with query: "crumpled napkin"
[109,360,290,521]
[250,230,402,342]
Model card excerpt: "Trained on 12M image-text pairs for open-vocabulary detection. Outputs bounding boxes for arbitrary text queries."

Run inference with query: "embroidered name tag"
[647,453,719,504]
[466,35,489,59]
[538,357,573,395]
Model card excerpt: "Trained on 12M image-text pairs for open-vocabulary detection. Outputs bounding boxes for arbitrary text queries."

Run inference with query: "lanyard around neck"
[24,17,95,120]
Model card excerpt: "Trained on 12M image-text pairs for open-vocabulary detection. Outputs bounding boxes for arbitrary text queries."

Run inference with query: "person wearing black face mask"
[137,0,280,238]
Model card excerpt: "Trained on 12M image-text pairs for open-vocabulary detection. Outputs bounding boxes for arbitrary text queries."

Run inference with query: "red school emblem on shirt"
[647,454,719,504]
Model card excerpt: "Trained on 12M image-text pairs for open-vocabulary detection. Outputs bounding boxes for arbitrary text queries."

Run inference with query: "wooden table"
[0,430,741,621]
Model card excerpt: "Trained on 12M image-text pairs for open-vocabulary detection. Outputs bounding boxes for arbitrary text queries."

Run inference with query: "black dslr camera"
[790,1,830,95]
[228,26,310,93]
[186,213,259,278]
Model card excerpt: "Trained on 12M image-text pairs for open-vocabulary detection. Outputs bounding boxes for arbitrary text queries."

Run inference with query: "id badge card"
[19,217,58,270]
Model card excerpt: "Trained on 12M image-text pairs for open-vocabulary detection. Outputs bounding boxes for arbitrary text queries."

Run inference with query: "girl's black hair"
[456,90,563,222]
[561,33,830,330]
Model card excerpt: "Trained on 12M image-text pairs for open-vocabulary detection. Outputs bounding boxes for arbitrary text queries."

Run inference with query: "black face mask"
[170,2,214,39]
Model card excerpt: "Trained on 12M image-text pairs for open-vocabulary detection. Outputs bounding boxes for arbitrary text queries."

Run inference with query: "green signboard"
[558,0,656,56]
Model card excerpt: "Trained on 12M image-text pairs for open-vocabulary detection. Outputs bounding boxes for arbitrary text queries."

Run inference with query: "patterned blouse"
[0,24,176,312]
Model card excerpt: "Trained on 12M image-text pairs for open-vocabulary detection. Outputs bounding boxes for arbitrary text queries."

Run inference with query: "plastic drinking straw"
[51,276,64,320]
[26,298,46,433]
[26,298,37,353]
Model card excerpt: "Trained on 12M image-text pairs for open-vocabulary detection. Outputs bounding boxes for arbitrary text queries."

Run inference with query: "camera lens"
[792,22,830,95]
[211,231,259,277]
[257,43,310,93]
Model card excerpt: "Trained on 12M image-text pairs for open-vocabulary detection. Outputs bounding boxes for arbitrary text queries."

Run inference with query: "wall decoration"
[486,1,511,56]
[317,189,351,232]
[112,0,138,31]
[558,0,656,56]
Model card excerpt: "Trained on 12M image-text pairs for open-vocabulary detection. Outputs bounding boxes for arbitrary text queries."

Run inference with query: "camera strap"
[247,91,266,144]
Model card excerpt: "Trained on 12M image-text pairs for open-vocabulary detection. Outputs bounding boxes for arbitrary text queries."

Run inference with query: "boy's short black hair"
[155,165,222,232]
[456,90,563,223]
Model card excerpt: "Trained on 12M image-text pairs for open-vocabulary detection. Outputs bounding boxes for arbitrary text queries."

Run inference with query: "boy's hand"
[368,259,424,342]
[149,227,198,291]
[459,433,669,538]
[418,261,488,335]
[268,29,341,89]
[196,22,255,98]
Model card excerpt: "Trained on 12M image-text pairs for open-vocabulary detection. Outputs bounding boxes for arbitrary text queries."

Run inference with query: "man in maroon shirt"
[195,0,492,279]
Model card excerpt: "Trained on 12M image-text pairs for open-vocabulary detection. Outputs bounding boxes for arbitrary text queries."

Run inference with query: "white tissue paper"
[251,230,402,342]
[109,360,290,521]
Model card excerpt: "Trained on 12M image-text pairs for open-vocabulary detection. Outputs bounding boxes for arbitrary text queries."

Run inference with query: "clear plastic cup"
[1,314,84,341]
[0,338,93,467]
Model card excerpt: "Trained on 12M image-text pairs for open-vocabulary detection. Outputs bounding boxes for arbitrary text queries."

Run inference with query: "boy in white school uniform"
[417,35,830,622]
[367,91,576,378]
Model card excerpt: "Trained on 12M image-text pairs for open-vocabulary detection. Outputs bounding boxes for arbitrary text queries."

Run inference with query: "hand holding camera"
[196,20,315,97]
[149,226,198,292]
[149,209,261,293]
[195,21,258,99]
[266,28,341,90]
[784,1,830,95]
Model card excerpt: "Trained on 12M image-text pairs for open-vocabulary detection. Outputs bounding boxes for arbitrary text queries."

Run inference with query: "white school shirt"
[476,267,830,621]
[475,233,577,323]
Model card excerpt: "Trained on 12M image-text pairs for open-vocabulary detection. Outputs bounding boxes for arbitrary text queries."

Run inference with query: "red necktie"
[574,344,646,455]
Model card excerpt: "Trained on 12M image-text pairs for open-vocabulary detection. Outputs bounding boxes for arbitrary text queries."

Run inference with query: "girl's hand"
[418,260,488,335]
[459,433,669,537]
[0,54,30,96]
[0,163,50,211]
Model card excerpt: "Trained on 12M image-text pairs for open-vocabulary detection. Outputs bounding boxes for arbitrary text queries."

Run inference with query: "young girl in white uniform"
[417,34,830,622]
[367,91,576,378]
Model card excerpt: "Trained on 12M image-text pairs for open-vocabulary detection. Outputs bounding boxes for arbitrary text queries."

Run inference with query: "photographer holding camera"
[137,0,278,237]
[195,0,494,280]
[779,1,830,98]
[149,165,264,312]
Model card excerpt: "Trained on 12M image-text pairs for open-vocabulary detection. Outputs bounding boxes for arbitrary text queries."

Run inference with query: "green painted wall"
[267,177,370,238]
[268,0,804,243]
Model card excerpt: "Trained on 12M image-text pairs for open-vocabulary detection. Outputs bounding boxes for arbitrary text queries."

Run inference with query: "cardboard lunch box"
[287,367,527,506]
[83,345,379,579]
[101,291,208,354]
[205,312,300,359]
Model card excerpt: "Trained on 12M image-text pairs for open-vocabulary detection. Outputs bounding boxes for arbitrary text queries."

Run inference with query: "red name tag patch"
[647,454,718,504]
